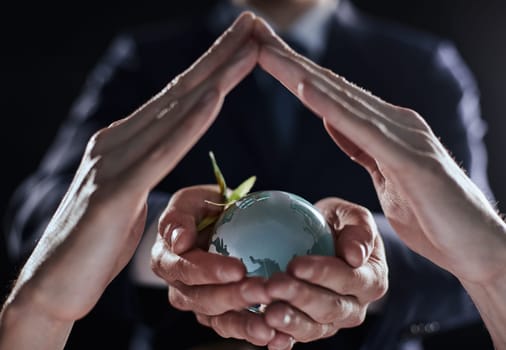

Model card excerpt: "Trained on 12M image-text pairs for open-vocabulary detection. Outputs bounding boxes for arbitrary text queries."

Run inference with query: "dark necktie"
[256,37,308,156]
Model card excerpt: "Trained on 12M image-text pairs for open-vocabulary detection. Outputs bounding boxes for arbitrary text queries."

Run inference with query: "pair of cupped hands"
[4,11,505,350]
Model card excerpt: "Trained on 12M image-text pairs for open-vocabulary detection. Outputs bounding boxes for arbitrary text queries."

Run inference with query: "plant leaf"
[228,176,257,202]
[209,151,227,197]
[197,215,220,232]
[198,151,256,232]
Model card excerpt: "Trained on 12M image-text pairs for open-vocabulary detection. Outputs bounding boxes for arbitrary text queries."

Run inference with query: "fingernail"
[161,224,174,241]
[347,240,367,267]
[171,228,183,251]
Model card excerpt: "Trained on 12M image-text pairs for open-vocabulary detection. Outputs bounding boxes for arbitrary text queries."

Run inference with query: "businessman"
[4,0,493,349]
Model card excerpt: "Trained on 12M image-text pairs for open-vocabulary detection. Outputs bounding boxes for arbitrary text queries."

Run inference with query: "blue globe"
[208,190,335,312]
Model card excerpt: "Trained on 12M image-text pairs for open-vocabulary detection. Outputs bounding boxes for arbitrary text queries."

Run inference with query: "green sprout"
[197,151,256,231]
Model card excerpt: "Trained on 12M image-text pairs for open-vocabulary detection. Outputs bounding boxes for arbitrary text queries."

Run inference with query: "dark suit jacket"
[3,1,493,349]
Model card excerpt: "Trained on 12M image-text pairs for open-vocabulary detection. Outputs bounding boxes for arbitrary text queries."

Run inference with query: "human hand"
[2,11,259,325]
[253,17,506,285]
[151,185,277,347]
[153,186,387,350]
[258,197,387,348]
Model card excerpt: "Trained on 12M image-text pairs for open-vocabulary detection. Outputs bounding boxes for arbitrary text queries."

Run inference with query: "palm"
[324,123,499,282]
[373,172,449,268]
[374,156,503,283]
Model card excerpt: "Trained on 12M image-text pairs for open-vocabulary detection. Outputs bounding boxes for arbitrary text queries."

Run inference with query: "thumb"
[335,224,374,268]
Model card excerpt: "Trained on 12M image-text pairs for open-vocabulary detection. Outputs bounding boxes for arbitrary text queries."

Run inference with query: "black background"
[0,1,503,347]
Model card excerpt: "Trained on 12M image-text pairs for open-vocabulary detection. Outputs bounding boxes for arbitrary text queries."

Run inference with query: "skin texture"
[1,11,505,350]
[0,12,260,350]
[152,188,387,349]
[253,17,506,349]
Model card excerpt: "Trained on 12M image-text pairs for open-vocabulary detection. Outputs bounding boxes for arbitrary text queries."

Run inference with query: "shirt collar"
[285,1,338,59]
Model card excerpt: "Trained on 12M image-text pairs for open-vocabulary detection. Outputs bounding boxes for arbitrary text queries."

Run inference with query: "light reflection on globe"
[208,190,335,313]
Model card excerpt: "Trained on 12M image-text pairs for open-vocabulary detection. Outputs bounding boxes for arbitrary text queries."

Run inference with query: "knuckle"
[184,287,205,312]
[360,206,375,224]
[402,108,430,130]
[169,288,189,311]
[149,253,162,276]
[339,268,362,295]
[310,262,330,284]
[347,309,366,327]
[301,329,319,343]
[319,306,339,324]
[295,287,314,310]
[171,258,188,283]
[304,322,329,343]
[154,253,185,284]
[414,152,445,177]
[210,316,229,338]
[333,296,346,315]
[195,313,210,327]
[414,129,437,150]
[320,295,352,325]
[157,207,179,236]
[333,297,356,325]
[352,205,376,229]
[370,268,389,300]
[324,325,339,339]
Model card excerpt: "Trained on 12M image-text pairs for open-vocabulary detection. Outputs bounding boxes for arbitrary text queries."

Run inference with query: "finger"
[313,197,377,268]
[336,225,375,269]
[169,277,271,316]
[255,16,432,146]
[254,16,426,130]
[323,120,383,178]
[196,311,276,346]
[297,77,423,170]
[99,40,259,184]
[158,185,224,254]
[96,11,257,151]
[264,302,339,343]
[151,241,246,285]
[254,18,433,155]
[267,333,295,350]
[322,120,389,197]
[287,255,387,304]
[266,273,359,326]
[255,35,427,169]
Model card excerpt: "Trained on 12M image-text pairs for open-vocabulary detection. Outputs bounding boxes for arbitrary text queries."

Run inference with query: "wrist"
[453,218,506,284]
[458,220,506,349]
[1,290,74,349]
[460,272,506,349]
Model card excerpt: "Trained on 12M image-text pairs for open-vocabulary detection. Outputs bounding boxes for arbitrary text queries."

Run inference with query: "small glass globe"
[208,190,335,313]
